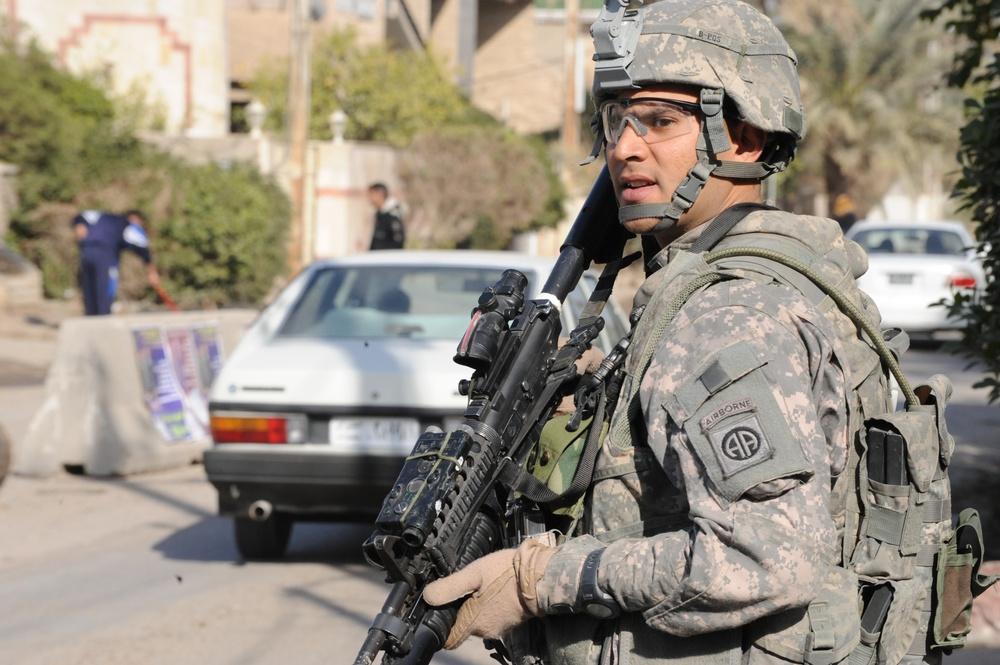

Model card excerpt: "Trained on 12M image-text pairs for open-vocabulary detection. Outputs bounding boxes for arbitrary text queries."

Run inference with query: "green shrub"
[2,35,291,308]
[0,38,116,209]
[154,162,290,308]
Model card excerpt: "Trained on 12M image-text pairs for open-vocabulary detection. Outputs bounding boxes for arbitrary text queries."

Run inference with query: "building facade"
[2,0,229,136]
[227,0,599,137]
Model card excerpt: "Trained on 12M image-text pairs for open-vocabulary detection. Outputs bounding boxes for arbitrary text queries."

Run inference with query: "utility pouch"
[528,413,607,520]
[850,408,938,580]
[930,508,1000,651]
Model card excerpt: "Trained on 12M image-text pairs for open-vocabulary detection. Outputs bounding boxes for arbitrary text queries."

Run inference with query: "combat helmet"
[586,0,806,232]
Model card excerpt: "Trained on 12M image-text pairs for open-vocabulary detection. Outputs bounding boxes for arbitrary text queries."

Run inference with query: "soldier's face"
[604,85,750,243]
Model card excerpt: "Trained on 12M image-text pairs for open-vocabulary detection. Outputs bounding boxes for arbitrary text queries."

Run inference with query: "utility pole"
[287,0,313,275]
[562,0,580,188]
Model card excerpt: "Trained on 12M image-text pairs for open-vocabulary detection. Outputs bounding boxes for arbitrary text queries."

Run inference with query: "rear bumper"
[878,305,965,333]
[203,446,405,521]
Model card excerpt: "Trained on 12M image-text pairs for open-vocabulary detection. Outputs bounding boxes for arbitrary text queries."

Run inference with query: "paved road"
[0,463,501,665]
[1,314,999,663]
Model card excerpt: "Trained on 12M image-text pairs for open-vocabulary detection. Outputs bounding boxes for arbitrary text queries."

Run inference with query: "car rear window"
[850,228,967,256]
[277,265,515,339]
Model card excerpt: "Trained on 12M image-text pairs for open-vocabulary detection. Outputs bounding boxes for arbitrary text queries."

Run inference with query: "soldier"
[424,1,904,664]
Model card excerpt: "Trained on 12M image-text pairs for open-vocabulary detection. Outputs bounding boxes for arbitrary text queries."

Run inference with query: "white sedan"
[203,250,629,559]
[846,220,986,336]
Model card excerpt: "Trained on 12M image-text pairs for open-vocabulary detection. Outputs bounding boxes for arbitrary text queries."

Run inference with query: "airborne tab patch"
[700,397,756,431]
[707,412,773,478]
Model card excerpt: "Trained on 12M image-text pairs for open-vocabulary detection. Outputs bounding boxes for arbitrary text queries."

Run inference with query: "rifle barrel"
[543,166,627,300]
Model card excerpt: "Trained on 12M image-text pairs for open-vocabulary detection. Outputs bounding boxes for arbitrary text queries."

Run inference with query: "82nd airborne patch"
[700,398,774,478]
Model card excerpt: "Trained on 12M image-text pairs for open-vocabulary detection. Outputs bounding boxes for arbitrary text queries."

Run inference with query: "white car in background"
[846,220,986,337]
[203,250,630,559]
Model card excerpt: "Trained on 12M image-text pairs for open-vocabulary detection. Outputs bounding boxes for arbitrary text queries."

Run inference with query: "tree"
[398,126,563,249]
[778,0,963,216]
[151,162,289,307]
[0,35,122,209]
[923,0,1000,402]
[247,27,563,248]
[248,27,475,147]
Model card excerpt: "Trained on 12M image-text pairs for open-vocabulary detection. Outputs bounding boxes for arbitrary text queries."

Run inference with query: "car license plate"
[329,417,421,451]
[888,273,914,285]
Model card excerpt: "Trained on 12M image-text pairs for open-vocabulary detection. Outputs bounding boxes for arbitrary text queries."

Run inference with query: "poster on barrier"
[133,323,226,443]
[166,328,209,441]
[133,326,194,442]
[191,322,224,394]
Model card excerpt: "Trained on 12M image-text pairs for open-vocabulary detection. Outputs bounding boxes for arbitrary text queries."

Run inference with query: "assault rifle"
[354,168,629,665]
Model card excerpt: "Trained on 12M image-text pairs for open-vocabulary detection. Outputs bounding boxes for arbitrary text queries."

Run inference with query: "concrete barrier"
[13,309,257,477]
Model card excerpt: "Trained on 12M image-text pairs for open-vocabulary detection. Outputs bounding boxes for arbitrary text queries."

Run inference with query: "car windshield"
[277,265,512,340]
[851,227,968,256]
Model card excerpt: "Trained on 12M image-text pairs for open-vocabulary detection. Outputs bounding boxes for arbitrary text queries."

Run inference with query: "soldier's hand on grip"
[423,539,556,648]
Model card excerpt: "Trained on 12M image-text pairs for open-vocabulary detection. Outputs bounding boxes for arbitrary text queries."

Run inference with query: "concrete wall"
[3,0,228,136]
[311,139,400,257]
[14,309,257,477]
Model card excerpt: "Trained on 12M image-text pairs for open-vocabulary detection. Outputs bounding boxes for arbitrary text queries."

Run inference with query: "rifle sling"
[497,383,608,504]
[689,201,777,253]
[495,250,638,504]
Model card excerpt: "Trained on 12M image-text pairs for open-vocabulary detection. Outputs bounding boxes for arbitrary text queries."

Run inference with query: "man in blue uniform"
[73,209,163,316]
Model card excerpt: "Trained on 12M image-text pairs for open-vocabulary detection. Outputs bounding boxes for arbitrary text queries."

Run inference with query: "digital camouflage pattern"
[535,211,893,664]
[592,0,806,142]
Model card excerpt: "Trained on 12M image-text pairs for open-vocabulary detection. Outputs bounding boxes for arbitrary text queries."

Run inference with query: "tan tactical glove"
[422,538,556,649]
[574,344,606,376]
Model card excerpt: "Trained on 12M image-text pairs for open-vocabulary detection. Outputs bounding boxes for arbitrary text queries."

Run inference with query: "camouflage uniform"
[535,210,892,664]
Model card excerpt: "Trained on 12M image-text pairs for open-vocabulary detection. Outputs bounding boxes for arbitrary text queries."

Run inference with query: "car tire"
[234,514,292,560]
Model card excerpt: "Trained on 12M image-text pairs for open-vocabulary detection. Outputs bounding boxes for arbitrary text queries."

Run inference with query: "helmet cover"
[592,0,806,143]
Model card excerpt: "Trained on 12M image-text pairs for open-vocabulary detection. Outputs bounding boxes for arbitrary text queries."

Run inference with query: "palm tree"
[777,0,963,217]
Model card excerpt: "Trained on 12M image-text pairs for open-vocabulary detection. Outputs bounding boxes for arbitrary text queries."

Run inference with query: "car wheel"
[234,514,292,560]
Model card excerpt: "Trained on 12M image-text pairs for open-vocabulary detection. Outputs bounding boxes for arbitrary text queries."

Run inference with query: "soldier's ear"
[728,121,767,163]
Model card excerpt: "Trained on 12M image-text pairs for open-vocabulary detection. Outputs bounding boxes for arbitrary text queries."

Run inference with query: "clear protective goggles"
[600,97,700,146]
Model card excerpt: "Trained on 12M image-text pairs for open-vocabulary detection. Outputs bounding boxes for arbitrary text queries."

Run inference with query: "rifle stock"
[354,167,626,665]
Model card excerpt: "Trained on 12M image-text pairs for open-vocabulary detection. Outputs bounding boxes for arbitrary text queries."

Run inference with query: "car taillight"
[946,272,978,290]
[211,416,289,444]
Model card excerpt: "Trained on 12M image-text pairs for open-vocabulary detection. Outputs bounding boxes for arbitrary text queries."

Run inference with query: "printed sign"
[133,326,194,442]
[133,322,225,443]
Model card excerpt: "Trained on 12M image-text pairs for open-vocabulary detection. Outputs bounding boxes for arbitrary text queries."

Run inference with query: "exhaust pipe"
[248,500,273,521]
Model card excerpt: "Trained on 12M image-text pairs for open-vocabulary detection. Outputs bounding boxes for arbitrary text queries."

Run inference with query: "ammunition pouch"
[931,508,1000,651]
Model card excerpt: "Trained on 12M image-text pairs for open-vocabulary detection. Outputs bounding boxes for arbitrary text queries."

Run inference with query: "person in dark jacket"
[72,209,162,315]
[366,183,405,250]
